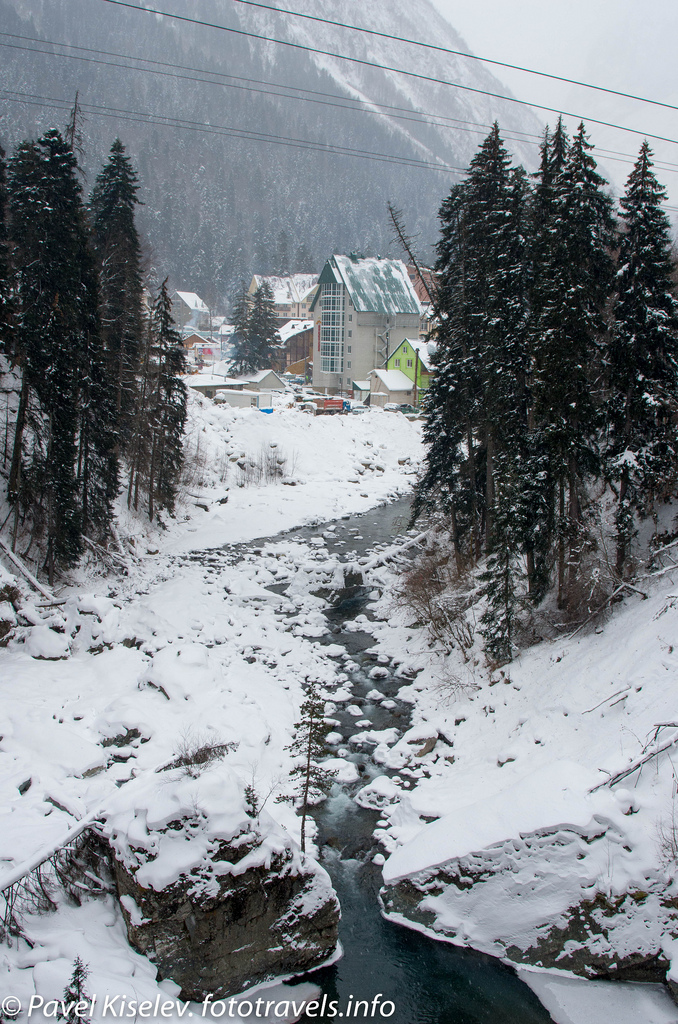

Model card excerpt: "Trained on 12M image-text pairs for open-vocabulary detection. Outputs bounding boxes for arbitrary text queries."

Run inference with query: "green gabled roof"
[309,255,422,316]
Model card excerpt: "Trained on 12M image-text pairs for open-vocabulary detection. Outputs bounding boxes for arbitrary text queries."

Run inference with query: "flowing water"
[266,499,553,1024]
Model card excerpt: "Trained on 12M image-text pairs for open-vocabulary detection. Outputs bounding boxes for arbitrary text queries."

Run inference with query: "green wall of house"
[386,340,430,400]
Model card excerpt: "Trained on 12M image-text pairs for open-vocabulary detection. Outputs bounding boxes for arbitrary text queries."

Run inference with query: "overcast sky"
[429,0,678,212]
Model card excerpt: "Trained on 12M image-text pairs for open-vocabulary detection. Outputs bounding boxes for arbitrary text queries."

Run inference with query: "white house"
[368,368,415,407]
[310,255,422,395]
[248,274,319,323]
[173,291,210,331]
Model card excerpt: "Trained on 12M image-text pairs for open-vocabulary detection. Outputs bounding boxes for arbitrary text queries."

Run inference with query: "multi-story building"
[310,255,422,395]
[248,274,319,325]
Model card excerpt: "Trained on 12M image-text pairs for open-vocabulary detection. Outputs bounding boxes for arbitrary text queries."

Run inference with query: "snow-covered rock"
[105,764,340,999]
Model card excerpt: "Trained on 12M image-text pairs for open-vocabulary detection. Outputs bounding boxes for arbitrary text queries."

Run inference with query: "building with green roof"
[310,254,422,394]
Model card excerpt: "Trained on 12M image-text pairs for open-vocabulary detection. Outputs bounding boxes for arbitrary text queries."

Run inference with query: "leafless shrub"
[657,804,678,870]
[178,428,211,496]
[236,444,287,487]
[394,538,478,658]
[166,730,236,778]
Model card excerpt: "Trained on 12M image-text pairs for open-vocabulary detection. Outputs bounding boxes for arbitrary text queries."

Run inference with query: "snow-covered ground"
[4,391,678,1023]
[0,399,423,1022]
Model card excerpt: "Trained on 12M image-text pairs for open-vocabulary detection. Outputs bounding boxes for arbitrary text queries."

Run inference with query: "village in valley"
[175,258,435,415]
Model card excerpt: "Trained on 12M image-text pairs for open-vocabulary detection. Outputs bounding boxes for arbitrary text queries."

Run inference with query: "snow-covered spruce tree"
[415,125,531,658]
[7,130,116,577]
[411,181,481,561]
[90,139,144,453]
[59,957,90,1024]
[521,119,570,603]
[0,144,14,359]
[283,681,337,853]
[248,281,279,370]
[229,282,254,376]
[530,123,615,609]
[606,142,678,572]
[146,279,187,521]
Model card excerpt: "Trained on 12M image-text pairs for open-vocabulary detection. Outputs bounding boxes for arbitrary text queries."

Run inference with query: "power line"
[6,34,678,182]
[95,0,678,149]
[226,0,678,116]
[1,88,469,174]
[0,33,543,149]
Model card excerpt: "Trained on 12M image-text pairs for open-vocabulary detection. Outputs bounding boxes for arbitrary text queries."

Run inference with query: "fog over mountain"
[0,0,543,308]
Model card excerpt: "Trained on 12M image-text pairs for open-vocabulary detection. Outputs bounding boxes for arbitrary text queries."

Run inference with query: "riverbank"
[3,396,678,1023]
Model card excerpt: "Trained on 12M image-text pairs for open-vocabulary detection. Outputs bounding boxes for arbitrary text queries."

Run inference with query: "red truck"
[300,397,351,415]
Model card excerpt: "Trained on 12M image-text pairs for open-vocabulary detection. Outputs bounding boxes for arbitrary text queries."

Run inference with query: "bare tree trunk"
[485,428,494,549]
[557,475,566,610]
[8,371,29,504]
[567,455,579,602]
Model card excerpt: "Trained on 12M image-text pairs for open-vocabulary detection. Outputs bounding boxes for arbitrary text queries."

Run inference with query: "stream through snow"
[246,498,553,1024]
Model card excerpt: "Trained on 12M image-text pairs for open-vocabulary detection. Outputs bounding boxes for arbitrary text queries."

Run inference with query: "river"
[253,498,554,1024]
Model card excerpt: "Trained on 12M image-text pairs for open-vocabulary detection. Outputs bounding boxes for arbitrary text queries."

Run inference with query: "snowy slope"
[351,538,678,985]
[0,398,424,1018]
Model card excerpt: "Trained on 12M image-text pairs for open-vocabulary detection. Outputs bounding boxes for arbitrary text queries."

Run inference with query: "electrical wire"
[94,0,678,149]
[1,88,470,173]
[224,0,678,116]
[6,37,678,184]
[4,23,678,184]
[0,33,544,148]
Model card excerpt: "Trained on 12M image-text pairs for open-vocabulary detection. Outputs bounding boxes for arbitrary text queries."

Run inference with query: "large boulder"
[104,763,339,1000]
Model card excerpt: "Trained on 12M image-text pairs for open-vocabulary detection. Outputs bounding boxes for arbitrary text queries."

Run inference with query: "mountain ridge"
[0,0,543,306]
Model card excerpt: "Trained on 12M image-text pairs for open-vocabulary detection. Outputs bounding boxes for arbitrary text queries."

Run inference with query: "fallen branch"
[566,580,648,640]
[82,535,128,569]
[359,530,428,573]
[589,733,678,792]
[0,536,53,600]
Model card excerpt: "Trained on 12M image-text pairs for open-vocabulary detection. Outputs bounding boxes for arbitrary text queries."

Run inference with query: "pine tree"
[606,142,678,571]
[248,282,279,370]
[8,132,86,576]
[229,283,253,376]
[59,957,90,1024]
[284,681,337,853]
[415,125,531,659]
[530,123,615,608]
[146,279,187,521]
[90,139,144,452]
[0,144,14,359]
[7,130,118,572]
[522,119,570,602]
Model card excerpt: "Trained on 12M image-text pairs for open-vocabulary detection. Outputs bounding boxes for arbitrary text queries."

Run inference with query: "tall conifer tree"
[530,123,615,607]
[0,144,14,359]
[607,142,678,570]
[7,130,116,575]
[90,139,144,451]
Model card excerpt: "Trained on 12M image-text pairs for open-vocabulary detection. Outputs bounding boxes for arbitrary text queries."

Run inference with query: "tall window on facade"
[320,282,343,373]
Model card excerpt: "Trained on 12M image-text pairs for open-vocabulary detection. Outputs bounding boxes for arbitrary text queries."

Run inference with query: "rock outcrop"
[104,764,339,999]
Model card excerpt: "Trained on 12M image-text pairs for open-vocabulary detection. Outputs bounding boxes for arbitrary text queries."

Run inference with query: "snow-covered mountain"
[0,0,542,304]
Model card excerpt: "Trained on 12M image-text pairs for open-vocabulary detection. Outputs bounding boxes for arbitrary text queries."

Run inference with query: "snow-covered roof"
[369,368,414,392]
[352,380,371,391]
[278,319,313,343]
[234,369,287,387]
[251,275,319,306]
[182,373,242,388]
[391,338,434,371]
[175,291,209,313]
[313,256,421,317]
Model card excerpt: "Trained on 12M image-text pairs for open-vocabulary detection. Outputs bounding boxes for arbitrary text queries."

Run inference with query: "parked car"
[397,404,417,414]
[383,403,400,412]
